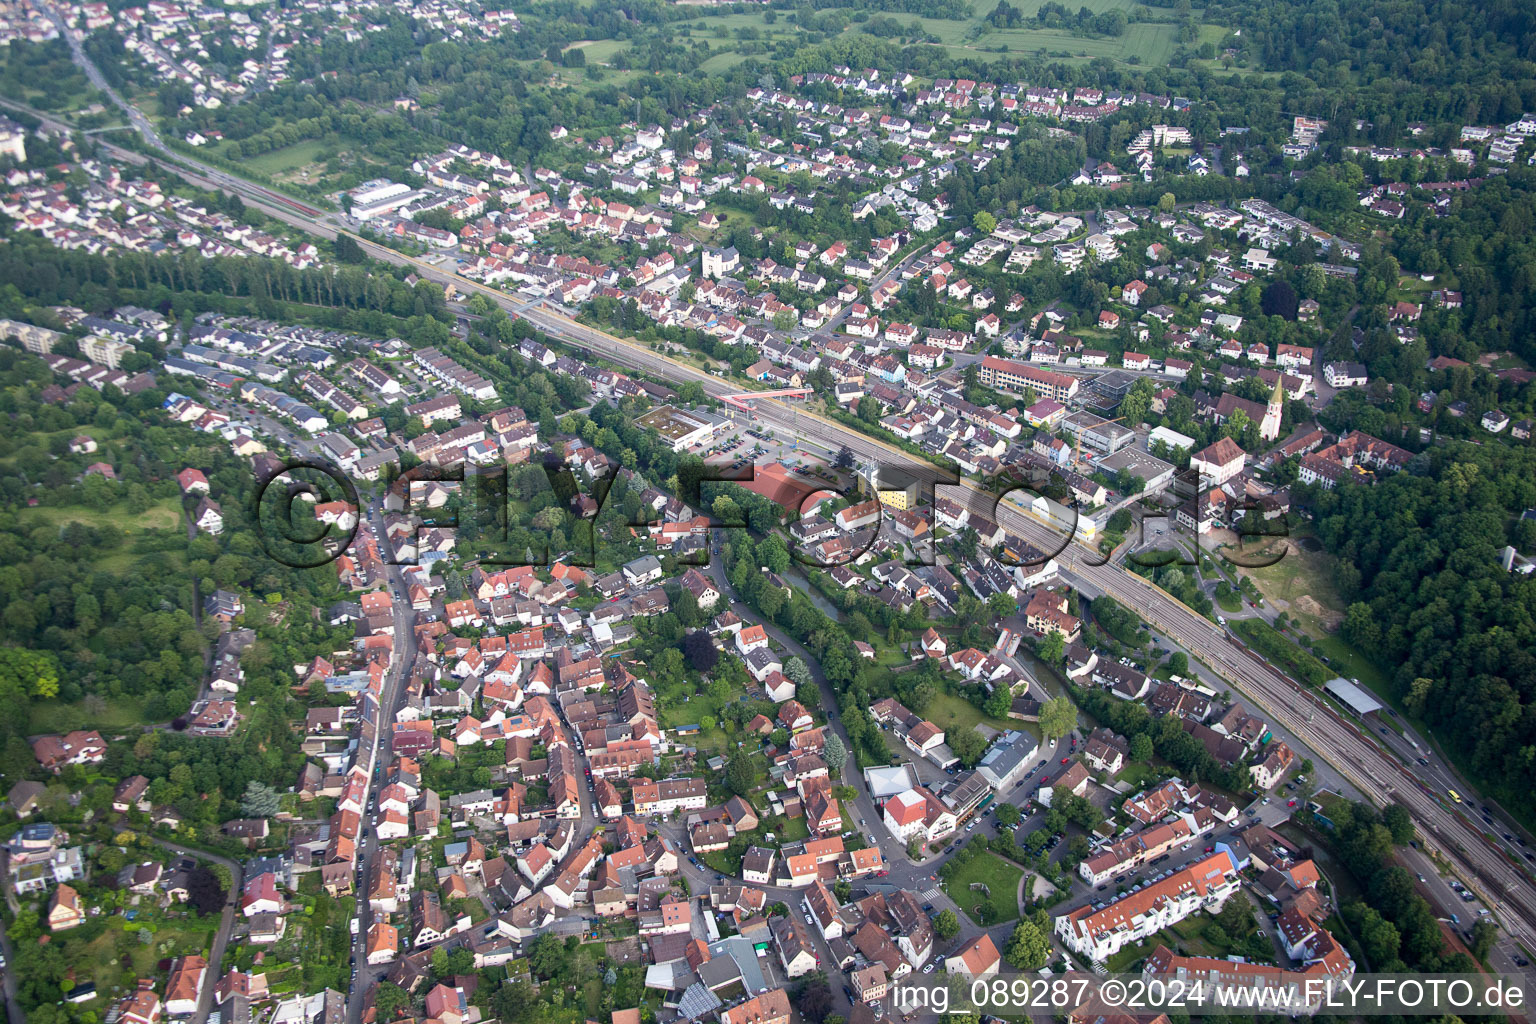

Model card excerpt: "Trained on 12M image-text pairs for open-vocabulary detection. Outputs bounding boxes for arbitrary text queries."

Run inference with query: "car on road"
[1060,756,1069,764]
[1417,873,1426,882]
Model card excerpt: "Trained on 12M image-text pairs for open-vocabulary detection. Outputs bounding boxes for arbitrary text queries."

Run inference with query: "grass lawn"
[1114,762,1159,790]
[73,914,216,1007]
[28,695,156,731]
[1215,590,1243,613]
[237,138,333,176]
[941,851,1023,925]
[1102,916,1225,972]
[564,39,630,64]
[779,816,810,842]
[17,497,182,534]
[927,691,1013,738]
[1224,535,1398,699]
[1105,934,1164,973]
[931,23,1181,64]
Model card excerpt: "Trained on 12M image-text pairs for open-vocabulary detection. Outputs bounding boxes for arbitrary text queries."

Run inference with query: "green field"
[698,51,750,73]
[666,1,1210,68]
[939,25,1180,64]
[17,497,183,534]
[28,695,157,731]
[237,138,333,176]
[941,850,1023,925]
[899,0,1196,64]
[926,691,1017,738]
[565,39,630,65]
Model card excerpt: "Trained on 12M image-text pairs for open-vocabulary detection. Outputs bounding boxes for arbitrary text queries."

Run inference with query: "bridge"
[719,388,813,412]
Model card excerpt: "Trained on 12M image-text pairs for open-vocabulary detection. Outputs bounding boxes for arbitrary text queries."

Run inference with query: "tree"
[933,908,960,940]
[995,803,1020,827]
[1383,803,1416,845]
[374,984,411,1021]
[1261,279,1300,320]
[1038,630,1066,664]
[1038,696,1077,740]
[984,688,1012,719]
[1470,919,1498,961]
[683,630,719,672]
[186,866,225,915]
[0,647,60,701]
[1130,733,1154,762]
[784,656,812,688]
[949,726,987,766]
[491,980,535,1024]
[1118,377,1156,427]
[527,932,565,979]
[821,733,846,776]
[725,749,755,796]
[241,779,281,818]
[834,445,855,470]
[973,211,997,235]
[987,592,1016,618]
[797,980,833,1023]
[1167,651,1189,675]
[1003,919,1051,969]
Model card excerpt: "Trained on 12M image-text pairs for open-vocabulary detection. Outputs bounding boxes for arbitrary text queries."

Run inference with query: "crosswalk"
[919,887,943,903]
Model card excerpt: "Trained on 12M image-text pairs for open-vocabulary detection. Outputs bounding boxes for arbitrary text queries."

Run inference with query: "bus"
[1448,789,1463,803]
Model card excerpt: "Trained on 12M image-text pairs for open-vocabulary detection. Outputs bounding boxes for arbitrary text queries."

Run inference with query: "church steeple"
[1261,377,1284,442]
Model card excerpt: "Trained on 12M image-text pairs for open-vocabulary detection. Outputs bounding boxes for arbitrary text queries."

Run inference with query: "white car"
[922,963,935,974]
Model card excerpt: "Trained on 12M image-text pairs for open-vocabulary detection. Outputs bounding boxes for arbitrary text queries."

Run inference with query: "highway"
[19,31,1536,961]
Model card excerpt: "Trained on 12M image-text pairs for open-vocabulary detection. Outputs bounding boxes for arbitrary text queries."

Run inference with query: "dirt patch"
[605,936,642,963]
[1293,594,1342,630]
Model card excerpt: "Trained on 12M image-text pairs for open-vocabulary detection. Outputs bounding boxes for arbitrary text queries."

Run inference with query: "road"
[365,269,1536,960]
[0,911,22,1024]
[147,840,244,1024]
[344,500,421,1024]
[24,26,1536,962]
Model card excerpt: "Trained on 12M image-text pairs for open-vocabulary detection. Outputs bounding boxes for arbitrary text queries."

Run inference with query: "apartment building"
[1056,850,1240,962]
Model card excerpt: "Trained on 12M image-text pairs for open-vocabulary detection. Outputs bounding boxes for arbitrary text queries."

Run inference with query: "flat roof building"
[1099,447,1176,494]
[1061,410,1137,455]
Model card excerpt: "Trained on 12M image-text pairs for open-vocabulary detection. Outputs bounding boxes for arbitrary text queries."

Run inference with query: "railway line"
[9,84,1536,958]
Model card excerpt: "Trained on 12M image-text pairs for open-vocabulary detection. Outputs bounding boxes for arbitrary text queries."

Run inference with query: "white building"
[1055,851,1240,963]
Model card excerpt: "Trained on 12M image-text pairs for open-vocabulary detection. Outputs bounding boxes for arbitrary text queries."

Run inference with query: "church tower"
[1261,377,1284,442]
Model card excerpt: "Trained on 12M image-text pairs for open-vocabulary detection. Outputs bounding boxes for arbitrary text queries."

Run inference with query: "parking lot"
[690,423,844,486]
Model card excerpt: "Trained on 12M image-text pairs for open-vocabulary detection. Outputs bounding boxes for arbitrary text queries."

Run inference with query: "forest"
[1304,441,1536,817]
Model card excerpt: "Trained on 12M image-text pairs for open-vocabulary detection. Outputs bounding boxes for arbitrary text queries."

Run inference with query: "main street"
[23,30,1536,960]
[343,500,421,1024]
